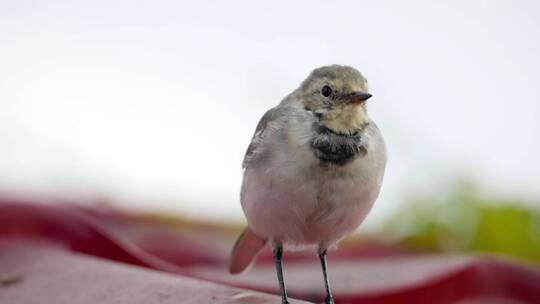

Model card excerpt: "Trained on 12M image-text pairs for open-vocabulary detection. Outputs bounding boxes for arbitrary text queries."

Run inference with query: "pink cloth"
[1,200,539,303]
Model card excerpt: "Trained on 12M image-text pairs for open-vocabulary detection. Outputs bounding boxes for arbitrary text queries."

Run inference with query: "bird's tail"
[229,227,267,274]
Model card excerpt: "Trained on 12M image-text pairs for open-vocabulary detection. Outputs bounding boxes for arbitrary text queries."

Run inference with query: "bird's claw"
[324,296,335,304]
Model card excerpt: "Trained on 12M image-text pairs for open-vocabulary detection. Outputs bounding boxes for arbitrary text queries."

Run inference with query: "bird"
[229,65,387,304]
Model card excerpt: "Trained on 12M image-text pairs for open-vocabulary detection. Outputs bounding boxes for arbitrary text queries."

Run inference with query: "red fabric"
[1,200,539,303]
[0,239,308,304]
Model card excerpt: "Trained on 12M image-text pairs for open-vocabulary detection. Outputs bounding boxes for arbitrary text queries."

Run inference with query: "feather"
[229,227,267,274]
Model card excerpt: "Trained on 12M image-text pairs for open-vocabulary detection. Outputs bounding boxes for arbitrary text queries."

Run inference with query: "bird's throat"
[322,104,368,135]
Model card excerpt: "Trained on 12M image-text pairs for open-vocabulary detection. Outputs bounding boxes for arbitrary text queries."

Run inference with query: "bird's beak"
[344,91,372,104]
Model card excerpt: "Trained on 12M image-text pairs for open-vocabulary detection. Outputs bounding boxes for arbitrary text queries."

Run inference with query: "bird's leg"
[319,249,335,304]
[272,243,290,304]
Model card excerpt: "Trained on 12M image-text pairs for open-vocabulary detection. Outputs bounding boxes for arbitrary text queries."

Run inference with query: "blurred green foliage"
[382,181,540,262]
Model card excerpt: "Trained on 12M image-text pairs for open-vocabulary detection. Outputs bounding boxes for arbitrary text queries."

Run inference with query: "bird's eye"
[321,85,333,97]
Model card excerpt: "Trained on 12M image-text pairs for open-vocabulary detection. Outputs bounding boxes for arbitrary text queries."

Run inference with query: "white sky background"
[1,1,539,228]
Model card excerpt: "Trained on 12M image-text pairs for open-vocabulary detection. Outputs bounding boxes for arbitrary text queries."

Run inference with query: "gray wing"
[242,106,287,169]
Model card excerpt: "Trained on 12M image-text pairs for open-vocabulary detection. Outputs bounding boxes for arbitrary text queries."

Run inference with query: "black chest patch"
[310,124,368,166]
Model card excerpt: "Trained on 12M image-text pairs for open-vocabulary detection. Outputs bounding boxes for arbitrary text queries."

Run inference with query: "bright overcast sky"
[1,1,539,227]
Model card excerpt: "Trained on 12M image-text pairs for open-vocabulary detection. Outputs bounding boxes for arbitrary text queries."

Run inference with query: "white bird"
[229,65,387,304]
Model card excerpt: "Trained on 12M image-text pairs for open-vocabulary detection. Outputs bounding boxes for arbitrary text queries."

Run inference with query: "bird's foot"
[324,295,335,304]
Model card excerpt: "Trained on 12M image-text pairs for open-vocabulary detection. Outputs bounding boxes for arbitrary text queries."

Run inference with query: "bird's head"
[298,65,372,135]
